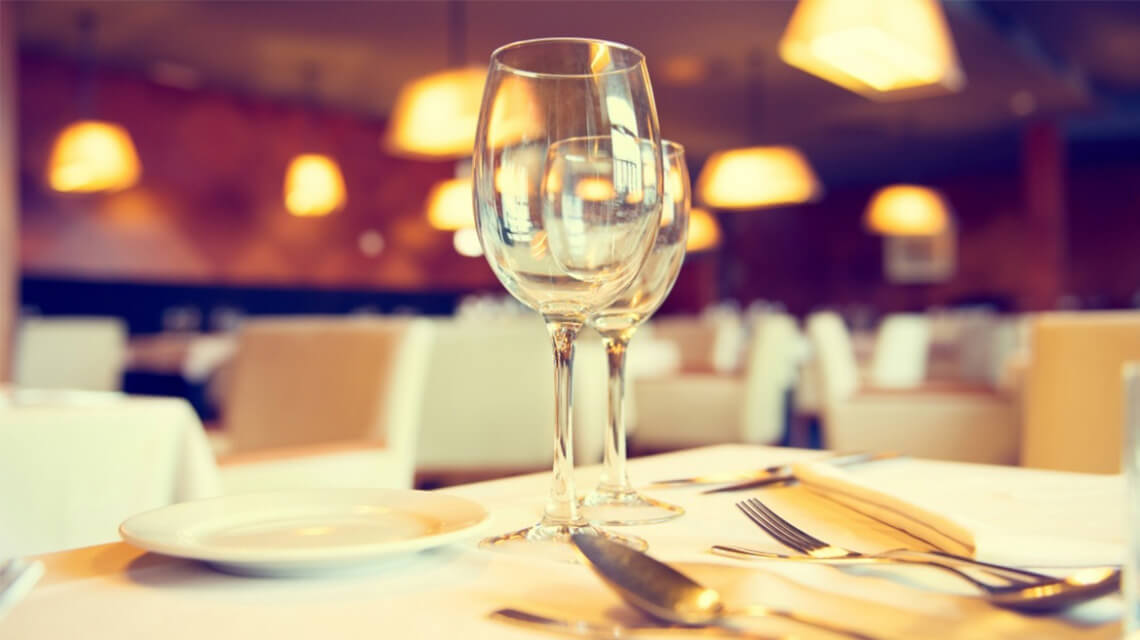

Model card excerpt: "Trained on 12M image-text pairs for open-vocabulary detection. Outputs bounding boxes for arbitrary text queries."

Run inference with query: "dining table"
[2,444,1126,639]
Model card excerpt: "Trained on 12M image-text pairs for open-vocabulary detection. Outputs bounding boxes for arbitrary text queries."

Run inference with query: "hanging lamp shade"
[864,184,951,236]
[686,207,722,253]
[47,120,141,193]
[283,153,346,217]
[384,67,485,159]
[778,0,965,100]
[696,146,821,210]
[426,177,474,230]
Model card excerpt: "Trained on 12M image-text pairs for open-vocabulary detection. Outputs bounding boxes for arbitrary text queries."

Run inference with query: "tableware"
[725,497,1120,612]
[648,451,853,488]
[119,488,489,576]
[473,37,664,559]
[0,559,44,621]
[571,533,880,640]
[731,497,1050,582]
[489,607,782,639]
[699,452,900,494]
[580,140,689,526]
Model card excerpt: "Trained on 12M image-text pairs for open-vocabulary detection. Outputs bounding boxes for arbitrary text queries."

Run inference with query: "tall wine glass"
[582,141,690,525]
[473,38,664,558]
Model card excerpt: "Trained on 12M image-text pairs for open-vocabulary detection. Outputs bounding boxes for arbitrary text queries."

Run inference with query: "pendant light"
[695,51,822,210]
[384,1,483,159]
[283,65,346,217]
[863,109,951,236]
[47,12,141,193]
[426,175,474,230]
[779,0,965,101]
[283,154,346,218]
[696,146,821,210]
[686,207,722,253]
[864,184,951,236]
[385,67,485,159]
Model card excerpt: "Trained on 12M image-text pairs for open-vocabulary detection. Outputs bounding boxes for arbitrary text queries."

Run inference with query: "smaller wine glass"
[581,140,690,525]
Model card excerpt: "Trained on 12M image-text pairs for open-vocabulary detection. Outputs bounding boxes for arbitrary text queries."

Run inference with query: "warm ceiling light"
[48,120,141,193]
[426,177,474,230]
[686,207,722,253]
[452,227,484,258]
[779,0,965,100]
[384,66,485,159]
[660,55,708,87]
[864,184,951,236]
[283,154,346,217]
[696,146,821,210]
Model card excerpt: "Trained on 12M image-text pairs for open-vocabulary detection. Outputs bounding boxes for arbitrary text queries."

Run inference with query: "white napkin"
[0,559,44,621]
[791,461,1125,568]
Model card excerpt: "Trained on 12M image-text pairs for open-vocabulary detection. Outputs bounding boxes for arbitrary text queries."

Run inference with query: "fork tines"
[736,498,830,554]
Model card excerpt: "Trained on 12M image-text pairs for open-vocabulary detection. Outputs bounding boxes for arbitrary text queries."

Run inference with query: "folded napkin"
[790,461,1125,568]
[0,559,44,620]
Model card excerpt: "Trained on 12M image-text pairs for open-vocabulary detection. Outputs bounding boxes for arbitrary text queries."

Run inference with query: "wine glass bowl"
[472,38,664,559]
[581,140,690,526]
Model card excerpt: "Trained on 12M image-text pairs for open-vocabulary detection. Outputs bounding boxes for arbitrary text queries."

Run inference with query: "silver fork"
[715,498,1054,592]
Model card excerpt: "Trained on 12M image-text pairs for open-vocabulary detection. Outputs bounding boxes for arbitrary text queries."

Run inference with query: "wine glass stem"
[544,319,584,526]
[599,335,632,492]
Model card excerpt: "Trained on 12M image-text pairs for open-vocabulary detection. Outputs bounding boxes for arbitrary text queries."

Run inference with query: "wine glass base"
[479,520,647,563]
[580,488,685,526]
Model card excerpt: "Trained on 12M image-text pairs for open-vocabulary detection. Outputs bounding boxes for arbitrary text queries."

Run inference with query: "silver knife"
[699,451,900,494]
[648,451,893,489]
[489,607,784,639]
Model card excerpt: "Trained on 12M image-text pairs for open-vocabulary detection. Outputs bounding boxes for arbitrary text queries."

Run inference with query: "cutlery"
[701,453,900,495]
[649,451,897,490]
[729,498,1051,583]
[571,533,881,640]
[0,559,44,620]
[489,607,784,639]
[724,498,1120,612]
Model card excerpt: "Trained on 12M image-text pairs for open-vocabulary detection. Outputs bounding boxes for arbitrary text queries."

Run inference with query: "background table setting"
[0,391,221,557]
[1,444,1125,639]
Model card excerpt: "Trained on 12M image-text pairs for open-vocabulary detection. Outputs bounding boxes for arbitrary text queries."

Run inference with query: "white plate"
[119,489,490,576]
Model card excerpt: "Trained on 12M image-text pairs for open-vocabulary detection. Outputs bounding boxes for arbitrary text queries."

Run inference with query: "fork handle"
[881,550,1053,585]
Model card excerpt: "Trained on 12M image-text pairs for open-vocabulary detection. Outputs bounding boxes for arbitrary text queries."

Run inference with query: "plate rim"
[118,488,491,566]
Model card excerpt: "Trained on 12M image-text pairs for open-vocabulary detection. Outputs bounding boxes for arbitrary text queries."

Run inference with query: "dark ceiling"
[13,1,1140,185]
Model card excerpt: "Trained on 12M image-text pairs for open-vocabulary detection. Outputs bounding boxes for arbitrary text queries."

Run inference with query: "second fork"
[715,498,1054,590]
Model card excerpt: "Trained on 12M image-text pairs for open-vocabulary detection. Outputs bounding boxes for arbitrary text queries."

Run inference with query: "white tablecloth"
[0,392,221,556]
[2,445,1124,639]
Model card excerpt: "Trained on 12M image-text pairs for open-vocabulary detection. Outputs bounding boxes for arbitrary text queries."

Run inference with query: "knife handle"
[724,605,882,640]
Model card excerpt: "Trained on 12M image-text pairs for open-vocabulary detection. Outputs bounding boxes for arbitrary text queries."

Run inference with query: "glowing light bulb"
[283,154,346,217]
[48,120,141,193]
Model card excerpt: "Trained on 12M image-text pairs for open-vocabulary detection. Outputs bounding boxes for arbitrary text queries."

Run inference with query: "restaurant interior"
[3,1,1140,637]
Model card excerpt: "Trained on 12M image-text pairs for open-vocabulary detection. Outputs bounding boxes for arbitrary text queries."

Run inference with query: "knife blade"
[699,451,899,494]
[648,451,891,489]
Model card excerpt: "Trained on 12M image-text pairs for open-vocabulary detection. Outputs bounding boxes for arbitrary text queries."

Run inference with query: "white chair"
[14,317,127,391]
[647,316,719,372]
[215,317,433,491]
[414,318,605,480]
[0,395,220,556]
[1022,312,1140,473]
[809,311,1019,465]
[630,313,799,451]
[868,314,930,388]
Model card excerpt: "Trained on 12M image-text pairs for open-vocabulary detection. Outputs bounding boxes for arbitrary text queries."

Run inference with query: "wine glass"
[473,38,665,558]
[581,140,690,525]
